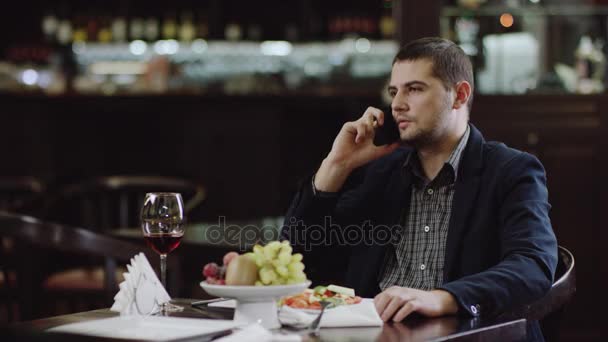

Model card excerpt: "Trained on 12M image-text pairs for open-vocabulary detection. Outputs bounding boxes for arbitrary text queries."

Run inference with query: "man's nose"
[392,96,408,112]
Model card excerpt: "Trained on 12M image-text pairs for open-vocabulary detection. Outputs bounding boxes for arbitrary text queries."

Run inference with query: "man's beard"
[397,116,442,148]
[399,97,452,148]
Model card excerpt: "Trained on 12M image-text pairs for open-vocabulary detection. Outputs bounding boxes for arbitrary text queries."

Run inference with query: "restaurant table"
[1,299,527,342]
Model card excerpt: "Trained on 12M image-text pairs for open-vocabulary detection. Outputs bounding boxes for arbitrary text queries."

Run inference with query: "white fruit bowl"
[200,280,311,329]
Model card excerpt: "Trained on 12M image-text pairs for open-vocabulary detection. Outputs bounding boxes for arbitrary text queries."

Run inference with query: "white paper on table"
[278,298,382,328]
[110,252,170,315]
[212,323,302,342]
[47,316,239,341]
[213,323,272,342]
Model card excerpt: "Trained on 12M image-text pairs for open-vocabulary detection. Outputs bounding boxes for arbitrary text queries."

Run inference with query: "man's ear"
[452,81,471,110]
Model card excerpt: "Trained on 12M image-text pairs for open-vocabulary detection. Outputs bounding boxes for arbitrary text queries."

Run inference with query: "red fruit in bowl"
[203,262,219,278]
[223,252,239,266]
[206,276,217,284]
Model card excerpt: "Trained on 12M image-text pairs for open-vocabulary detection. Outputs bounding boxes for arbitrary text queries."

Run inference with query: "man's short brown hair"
[393,37,474,111]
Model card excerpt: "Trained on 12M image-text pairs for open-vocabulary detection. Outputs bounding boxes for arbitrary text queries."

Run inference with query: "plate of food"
[280,284,363,314]
[199,241,310,329]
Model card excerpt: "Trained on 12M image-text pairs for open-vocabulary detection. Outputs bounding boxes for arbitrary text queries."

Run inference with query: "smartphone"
[373,109,400,146]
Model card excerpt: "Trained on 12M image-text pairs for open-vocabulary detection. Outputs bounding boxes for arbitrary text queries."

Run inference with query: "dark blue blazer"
[282,124,557,337]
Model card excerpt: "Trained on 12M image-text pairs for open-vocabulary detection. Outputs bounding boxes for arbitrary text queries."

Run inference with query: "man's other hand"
[373,287,458,322]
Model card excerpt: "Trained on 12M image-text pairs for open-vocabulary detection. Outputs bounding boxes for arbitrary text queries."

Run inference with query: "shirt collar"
[446,124,470,182]
[402,125,470,184]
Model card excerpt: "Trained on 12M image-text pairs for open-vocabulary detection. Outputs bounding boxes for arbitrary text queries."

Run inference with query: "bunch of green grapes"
[246,241,306,286]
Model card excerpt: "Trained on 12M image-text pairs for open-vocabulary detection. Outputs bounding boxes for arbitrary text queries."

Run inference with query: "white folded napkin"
[278,298,382,328]
[110,253,171,315]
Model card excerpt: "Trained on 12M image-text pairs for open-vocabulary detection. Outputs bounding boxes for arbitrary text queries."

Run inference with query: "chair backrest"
[0,177,45,212]
[0,211,159,320]
[501,246,576,341]
[41,176,206,231]
[531,246,575,318]
[537,246,576,342]
[0,178,46,322]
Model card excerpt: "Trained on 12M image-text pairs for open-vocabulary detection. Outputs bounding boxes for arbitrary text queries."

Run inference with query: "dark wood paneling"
[472,94,602,341]
[394,0,440,44]
[0,94,378,221]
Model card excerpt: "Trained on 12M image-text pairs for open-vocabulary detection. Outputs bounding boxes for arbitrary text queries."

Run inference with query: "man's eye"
[409,87,422,92]
[388,90,397,97]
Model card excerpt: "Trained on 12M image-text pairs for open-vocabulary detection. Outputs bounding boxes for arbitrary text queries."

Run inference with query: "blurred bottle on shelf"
[380,0,395,39]
[98,17,113,43]
[179,12,196,42]
[285,23,298,42]
[41,12,59,44]
[86,15,99,42]
[328,15,379,40]
[196,14,209,39]
[248,24,263,41]
[162,12,178,39]
[225,23,242,41]
[145,17,159,41]
[112,17,128,42]
[379,15,395,39]
[130,17,145,41]
[72,15,88,43]
[57,20,73,45]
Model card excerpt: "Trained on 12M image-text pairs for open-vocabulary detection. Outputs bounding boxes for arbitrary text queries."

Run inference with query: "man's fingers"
[393,301,417,322]
[353,106,392,144]
[374,293,391,314]
[364,107,385,126]
[355,122,368,143]
[380,297,404,322]
[354,119,376,144]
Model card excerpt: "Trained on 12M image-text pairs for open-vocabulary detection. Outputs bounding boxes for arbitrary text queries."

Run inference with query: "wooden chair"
[535,246,576,342]
[0,177,45,213]
[29,176,201,315]
[502,246,576,342]
[0,177,46,323]
[40,175,206,232]
[0,212,170,321]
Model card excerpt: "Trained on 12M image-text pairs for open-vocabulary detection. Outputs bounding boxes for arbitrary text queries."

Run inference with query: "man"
[281,37,557,341]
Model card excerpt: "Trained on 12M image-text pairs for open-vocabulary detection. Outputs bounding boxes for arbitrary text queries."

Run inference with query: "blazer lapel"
[348,150,414,296]
[385,160,414,225]
[443,125,484,282]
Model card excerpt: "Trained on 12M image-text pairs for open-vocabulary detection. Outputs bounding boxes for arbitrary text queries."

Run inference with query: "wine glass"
[140,192,185,313]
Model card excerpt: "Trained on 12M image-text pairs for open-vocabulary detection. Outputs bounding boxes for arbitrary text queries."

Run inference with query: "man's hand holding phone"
[314,107,400,193]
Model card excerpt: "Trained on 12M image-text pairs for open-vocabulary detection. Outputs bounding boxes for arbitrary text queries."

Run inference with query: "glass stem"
[160,254,167,290]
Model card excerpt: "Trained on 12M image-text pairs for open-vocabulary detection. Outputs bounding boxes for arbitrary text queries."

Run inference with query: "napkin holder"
[110,252,171,315]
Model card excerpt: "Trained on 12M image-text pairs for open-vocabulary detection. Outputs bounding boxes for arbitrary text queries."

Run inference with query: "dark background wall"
[0,94,378,220]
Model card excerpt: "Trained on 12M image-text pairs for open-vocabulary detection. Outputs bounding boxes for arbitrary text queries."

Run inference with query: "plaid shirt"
[378,126,470,291]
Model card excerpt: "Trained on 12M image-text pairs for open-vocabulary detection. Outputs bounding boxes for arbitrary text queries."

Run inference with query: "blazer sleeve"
[439,152,558,317]
[280,164,374,242]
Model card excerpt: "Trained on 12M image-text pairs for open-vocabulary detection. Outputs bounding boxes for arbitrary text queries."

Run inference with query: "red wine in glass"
[140,192,186,314]
[144,233,183,255]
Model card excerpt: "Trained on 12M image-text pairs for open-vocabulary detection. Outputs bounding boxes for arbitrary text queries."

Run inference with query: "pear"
[225,255,258,285]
